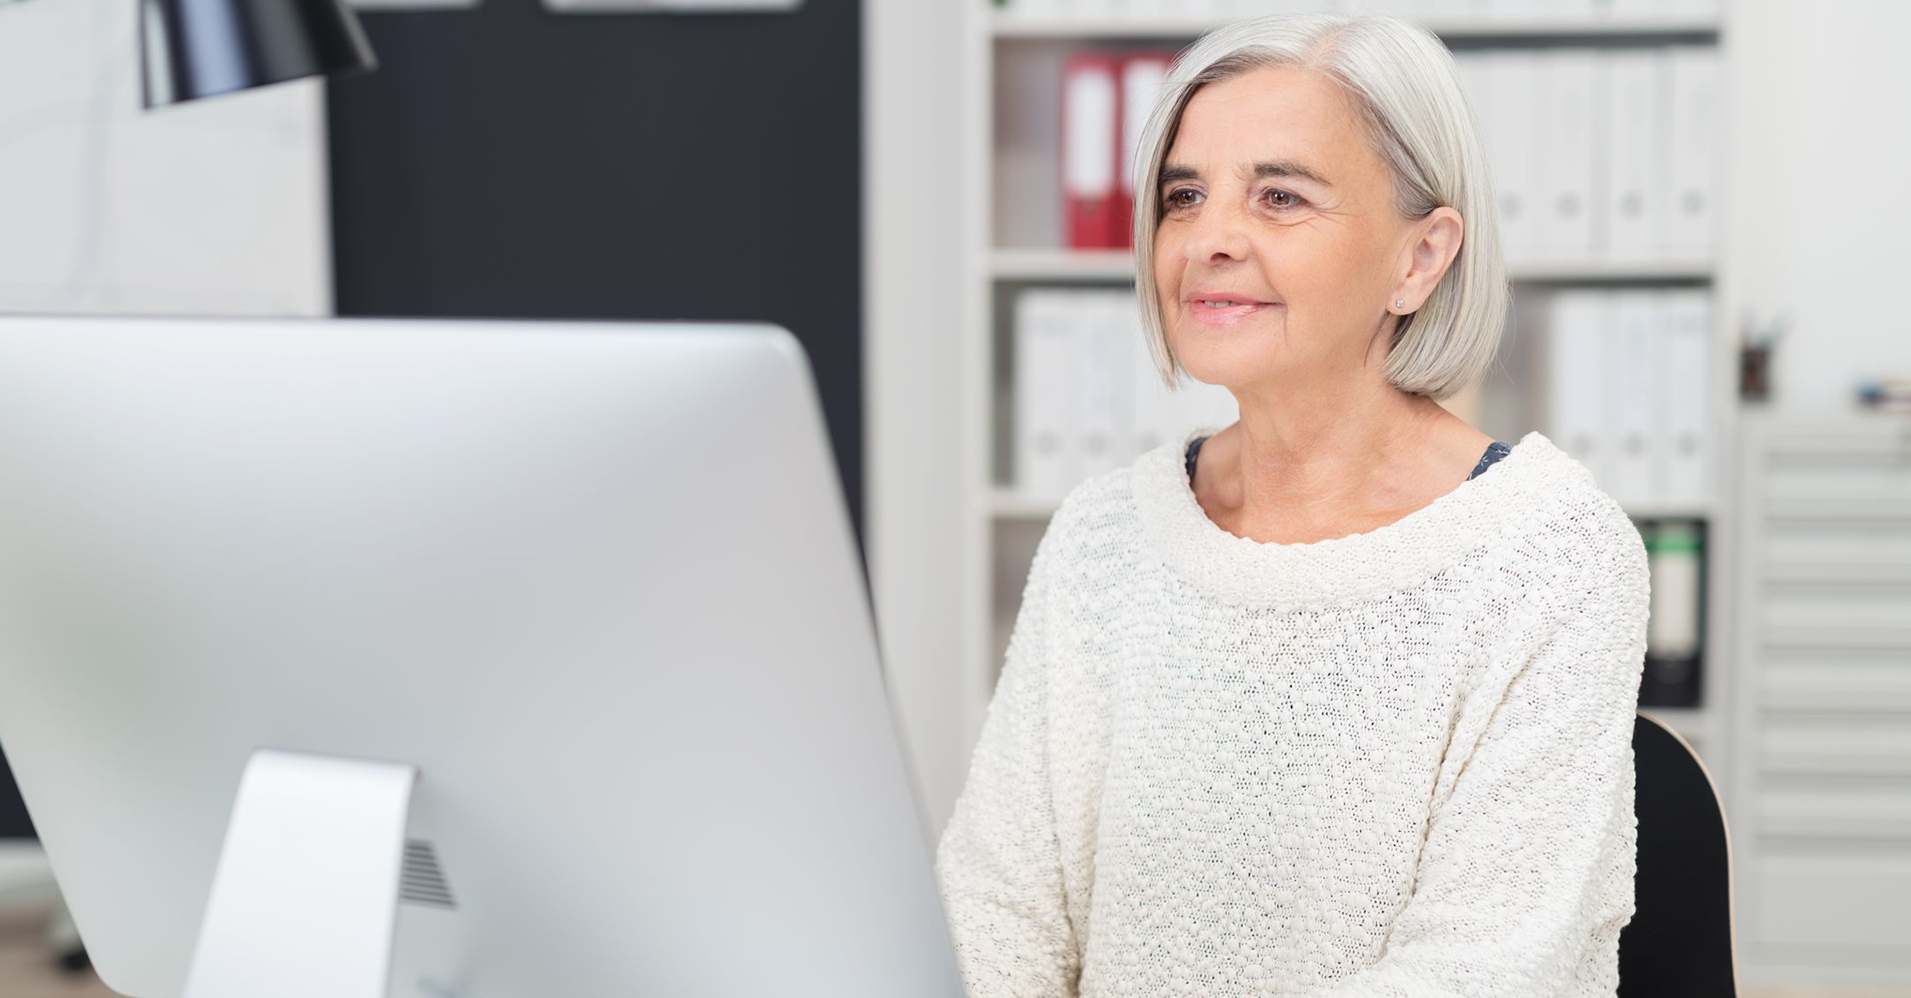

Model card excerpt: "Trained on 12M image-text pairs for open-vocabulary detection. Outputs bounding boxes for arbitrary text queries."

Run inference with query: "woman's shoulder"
[1022,461,1148,584]
[1048,462,1143,542]
[1499,445,1650,612]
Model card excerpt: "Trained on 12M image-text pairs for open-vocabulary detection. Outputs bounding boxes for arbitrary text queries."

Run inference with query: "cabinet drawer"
[1764,654,1911,711]
[1760,787,1911,842]
[1758,587,1911,630]
[1760,717,1911,777]
[1752,852,1911,954]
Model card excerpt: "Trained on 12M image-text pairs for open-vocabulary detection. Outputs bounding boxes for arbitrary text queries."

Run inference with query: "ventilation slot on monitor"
[400,839,458,909]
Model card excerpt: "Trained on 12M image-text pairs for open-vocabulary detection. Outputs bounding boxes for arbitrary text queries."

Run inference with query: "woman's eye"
[1159,188,1304,211]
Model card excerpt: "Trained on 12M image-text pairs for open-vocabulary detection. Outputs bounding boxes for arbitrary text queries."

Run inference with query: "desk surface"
[0,911,1900,998]
[0,911,110,998]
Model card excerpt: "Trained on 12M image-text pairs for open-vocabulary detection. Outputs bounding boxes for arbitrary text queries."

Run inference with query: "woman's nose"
[1180,199,1252,264]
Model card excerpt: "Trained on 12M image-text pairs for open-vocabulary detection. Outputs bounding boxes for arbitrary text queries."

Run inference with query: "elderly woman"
[935,12,1649,998]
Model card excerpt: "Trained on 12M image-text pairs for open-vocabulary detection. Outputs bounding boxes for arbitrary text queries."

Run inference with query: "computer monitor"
[0,315,961,998]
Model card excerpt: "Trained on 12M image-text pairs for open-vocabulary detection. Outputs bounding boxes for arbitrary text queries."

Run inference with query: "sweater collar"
[1131,427,1576,610]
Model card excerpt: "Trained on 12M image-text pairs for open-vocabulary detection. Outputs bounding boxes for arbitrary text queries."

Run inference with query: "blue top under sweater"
[1185,435,1513,483]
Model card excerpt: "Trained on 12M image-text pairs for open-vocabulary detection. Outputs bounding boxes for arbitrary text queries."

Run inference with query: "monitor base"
[184,749,417,998]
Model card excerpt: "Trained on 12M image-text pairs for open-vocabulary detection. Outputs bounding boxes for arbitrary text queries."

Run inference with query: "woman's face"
[1153,65,1442,394]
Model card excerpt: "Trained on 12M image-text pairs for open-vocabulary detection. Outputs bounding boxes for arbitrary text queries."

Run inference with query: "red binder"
[1061,52,1121,250]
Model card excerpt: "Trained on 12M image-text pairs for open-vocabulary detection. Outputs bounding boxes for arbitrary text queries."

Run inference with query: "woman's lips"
[1188,299,1280,326]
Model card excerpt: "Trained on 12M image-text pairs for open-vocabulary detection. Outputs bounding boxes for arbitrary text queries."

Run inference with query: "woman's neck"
[1193,388,1493,546]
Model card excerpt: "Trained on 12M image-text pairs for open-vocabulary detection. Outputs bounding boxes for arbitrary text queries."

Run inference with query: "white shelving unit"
[958,1,1739,775]
[988,11,1723,39]
[989,246,1717,282]
[1729,414,1911,985]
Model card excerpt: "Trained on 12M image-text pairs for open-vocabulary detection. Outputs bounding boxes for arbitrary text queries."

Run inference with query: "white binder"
[1123,324,1237,459]
[1487,52,1541,266]
[1130,305,1177,457]
[1601,50,1667,260]
[1014,290,1081,501]
[1536,50,1599,262]
[1477,0,1554,16]
[1606,290,1658,507]
[1176,374,1238,443]
[1366,0,1434,18]
[1666,47,1720,258]
[1078,291,1135,479]
[1453,53,1497,239]
[1546,290,1611,488]
[1454,52,1491,142]
[1658,289,1712,505]
[1214,0,1342,14]
[1612,0,1719,16]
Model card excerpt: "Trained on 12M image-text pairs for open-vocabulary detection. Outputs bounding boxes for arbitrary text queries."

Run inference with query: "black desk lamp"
[140,0,377,109]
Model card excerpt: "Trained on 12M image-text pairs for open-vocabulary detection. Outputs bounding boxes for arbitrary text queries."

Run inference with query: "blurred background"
[2,0,1908,994]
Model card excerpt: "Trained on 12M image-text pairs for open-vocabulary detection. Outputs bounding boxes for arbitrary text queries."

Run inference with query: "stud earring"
[1393,296,1405,311]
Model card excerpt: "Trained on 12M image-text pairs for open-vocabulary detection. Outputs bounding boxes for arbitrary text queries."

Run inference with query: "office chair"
[1618,712,1740,997]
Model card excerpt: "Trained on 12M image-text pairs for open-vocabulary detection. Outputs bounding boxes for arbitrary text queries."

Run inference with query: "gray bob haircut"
[1131,13,1508,401]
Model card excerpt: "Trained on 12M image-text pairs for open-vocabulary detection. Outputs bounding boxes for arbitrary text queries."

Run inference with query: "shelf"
[990,487,1711,522]
[1622,500,1714,520]
[988,12,1722,40]
[989,248,1135,281]
[988,247,1714,283]
[1506,257,1716,282]
[987,488,1067,519]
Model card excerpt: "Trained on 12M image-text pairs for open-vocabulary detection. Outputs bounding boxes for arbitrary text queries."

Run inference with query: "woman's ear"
[1393,207,1464,312]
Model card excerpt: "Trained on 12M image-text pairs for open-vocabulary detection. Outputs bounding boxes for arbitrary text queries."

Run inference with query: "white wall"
[1725,0,1911,413]
[0,0,328,316]
[864,0,971,841]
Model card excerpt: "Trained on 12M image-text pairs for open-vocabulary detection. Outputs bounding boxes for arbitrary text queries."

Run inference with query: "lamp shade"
[140,0,377,109]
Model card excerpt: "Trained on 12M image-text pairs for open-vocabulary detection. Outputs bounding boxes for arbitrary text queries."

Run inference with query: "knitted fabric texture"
[935,428,1650,997]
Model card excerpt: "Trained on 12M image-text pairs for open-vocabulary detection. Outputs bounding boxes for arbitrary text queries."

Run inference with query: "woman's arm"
[1306,516,1651,998]
[934,516,1081,998]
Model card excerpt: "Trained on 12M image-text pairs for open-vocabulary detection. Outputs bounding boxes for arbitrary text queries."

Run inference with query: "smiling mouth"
[1187,299,1279,325]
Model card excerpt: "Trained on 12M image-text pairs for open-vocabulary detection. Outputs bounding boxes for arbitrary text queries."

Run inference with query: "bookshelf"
[988,246,1717,282]
[957,1,1739,774]
[987,11,1723,39]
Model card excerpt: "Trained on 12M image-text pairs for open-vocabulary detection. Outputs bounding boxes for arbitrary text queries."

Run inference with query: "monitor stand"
[184,749,417,998]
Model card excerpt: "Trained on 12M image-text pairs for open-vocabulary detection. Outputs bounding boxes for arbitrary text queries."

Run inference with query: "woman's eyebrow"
[1159,160,1333,188]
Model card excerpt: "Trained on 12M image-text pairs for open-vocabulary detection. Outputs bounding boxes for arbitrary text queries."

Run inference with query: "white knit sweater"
[935,428,1650,997]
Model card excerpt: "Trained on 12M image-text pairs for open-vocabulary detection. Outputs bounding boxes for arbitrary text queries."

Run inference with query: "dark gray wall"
[326,0,865,548]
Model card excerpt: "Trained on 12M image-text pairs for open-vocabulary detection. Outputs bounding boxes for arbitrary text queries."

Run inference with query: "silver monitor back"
[0,315,959,997]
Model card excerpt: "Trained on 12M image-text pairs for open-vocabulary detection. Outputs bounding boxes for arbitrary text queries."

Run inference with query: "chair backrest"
[1618,712,1740,997]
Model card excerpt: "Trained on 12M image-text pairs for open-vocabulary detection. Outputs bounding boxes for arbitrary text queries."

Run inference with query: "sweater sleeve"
[1306,518,1650,998]
[934,515,1081,998]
